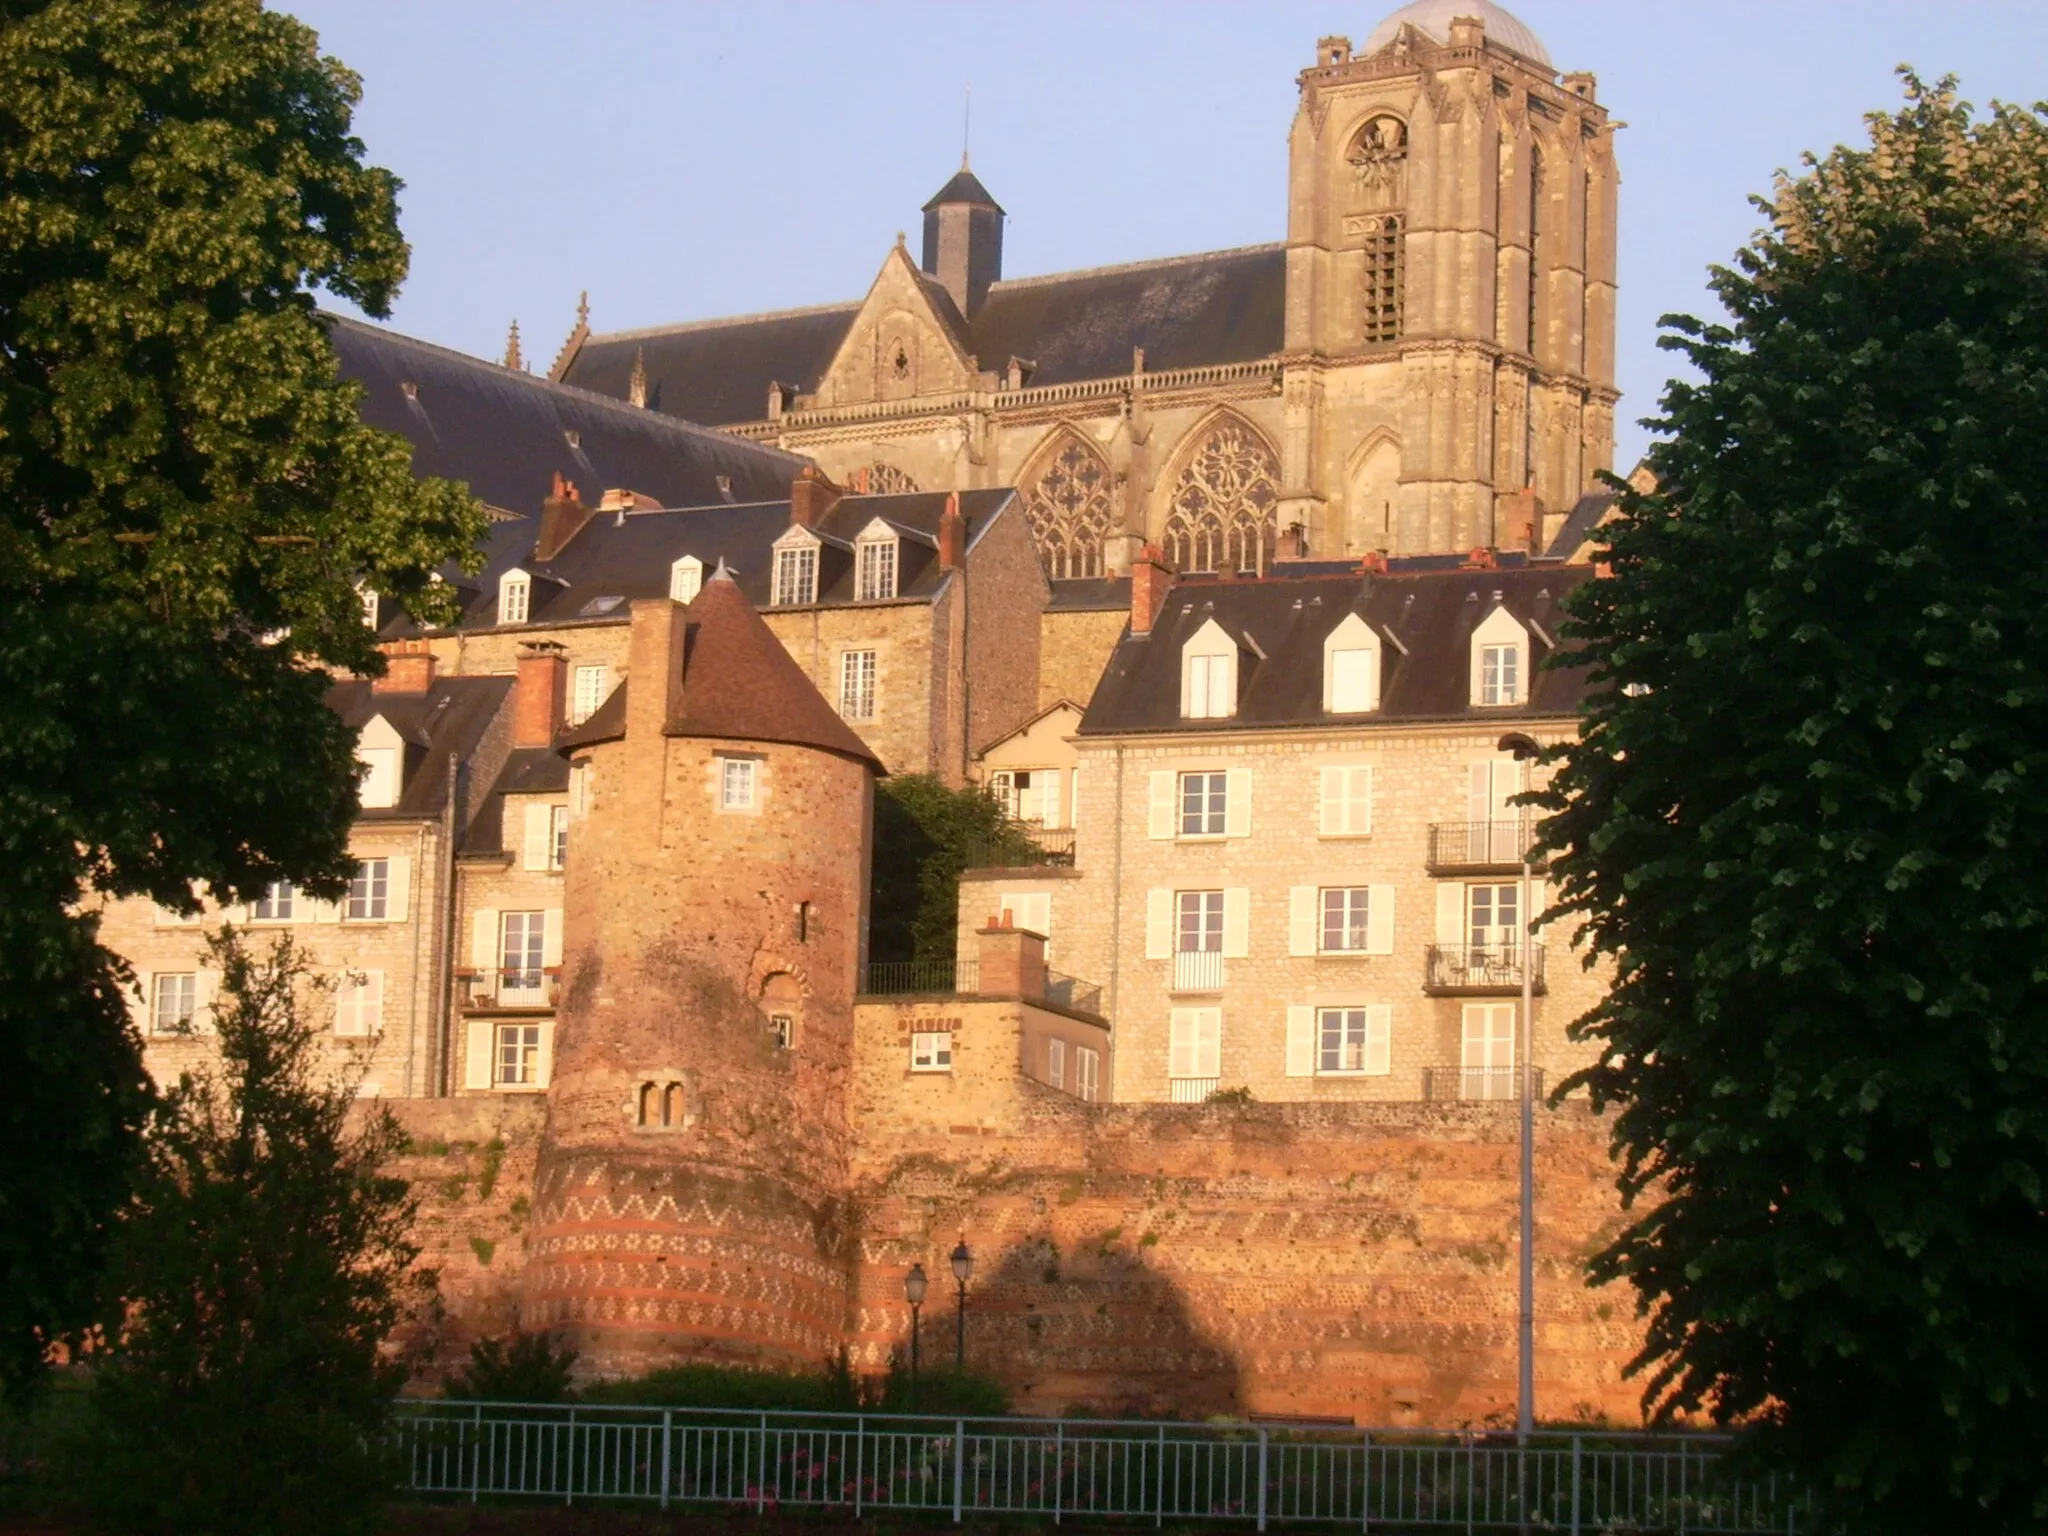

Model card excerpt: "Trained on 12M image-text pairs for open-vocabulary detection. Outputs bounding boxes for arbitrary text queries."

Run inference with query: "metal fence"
[861,959,981,996]
[396,1403,1810,1533]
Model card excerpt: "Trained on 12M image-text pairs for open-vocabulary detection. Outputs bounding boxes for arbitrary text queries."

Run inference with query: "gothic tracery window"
[861,462,919,494]
[1350,115,1408,343]
[1022,434,1113,581]
[1161,420,1280,576]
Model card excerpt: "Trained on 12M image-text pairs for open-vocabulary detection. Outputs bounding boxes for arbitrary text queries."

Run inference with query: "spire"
[548,290,591,382]
[628,346,648,409]
[503,319,525,372]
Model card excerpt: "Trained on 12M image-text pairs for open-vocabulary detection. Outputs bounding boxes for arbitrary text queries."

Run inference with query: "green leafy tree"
[445,1330,579,1405]
[870,775,1039,963]
[0,0,484,1392]
[81,932,433,1535]
[1539,73,2048,1531]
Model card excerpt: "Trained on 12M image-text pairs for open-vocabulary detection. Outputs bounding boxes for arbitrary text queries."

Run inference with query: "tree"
[0,0,484,1392]
[870,775,1039,964]
[445,1330,579,1405]
[81,932,433,1535]
[1538,73,2048,1531]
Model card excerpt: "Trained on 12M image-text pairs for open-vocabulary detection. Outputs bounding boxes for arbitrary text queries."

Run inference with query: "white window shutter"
[1436,884,1466,945]
[1285,1006,1315,1077]
[1144,889,1172,960]
[364,970,387,1034]
[535,1022,556,1089]
[522,802,552,871]
[386,855,412,922]
[195,970,220,1034]
[1469,762,1493,825]
[1147,771,1175,839]
[541,908,564,968]
[1364,1004,1393,1075]
[1224,768,1252,838]
[312,896,341,925]
[1221,888,1250,958]
[1039,770,1064,830]
[470,908,500,971]
[1357,765,1375,834]
[127,974,153,1034]
[1168,1010,1194,1078]
[463,1021,494,1091]
[1318,766,1343,836]
[1367,884,1397,955]
[1288,887,1317,957]
[1195,1009,1222,1077]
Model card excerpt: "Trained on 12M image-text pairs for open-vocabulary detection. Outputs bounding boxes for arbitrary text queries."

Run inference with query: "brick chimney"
[1129,543,1174,637]
[937,491,964,571]
[789,466,842,530]
[514,642,567,748]
[535,472,590,562]
[373,638,436,694]
[977,917,1047,1001]
[1498,485,1541,555]
[1275,523,1309,561]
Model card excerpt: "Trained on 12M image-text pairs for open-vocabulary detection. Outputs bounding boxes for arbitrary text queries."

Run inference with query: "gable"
[812,245,984,409]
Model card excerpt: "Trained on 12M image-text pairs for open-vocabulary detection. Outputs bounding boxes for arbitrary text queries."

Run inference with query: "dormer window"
[670,555,703,604]
[1180,617,1239,720]
[356,715,404,809]
[1470,604,1530,707]
[498,569,531,625]
[772,540,818,606]
[856,531,899,601]
[358,584,379,630]
[1322,612,1381,714]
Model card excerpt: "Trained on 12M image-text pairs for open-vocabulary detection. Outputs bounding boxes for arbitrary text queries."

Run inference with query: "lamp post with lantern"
[903,1262,928,1409]
[950,1239,974,1372]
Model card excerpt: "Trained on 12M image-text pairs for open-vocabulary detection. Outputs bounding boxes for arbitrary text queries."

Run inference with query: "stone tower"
[1282,0,1618,554]
[522,569,881,1375]
[922,159,1005,318]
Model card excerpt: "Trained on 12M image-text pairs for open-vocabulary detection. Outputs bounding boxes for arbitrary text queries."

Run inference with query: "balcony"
[962,821,1076,870]
[1427,820,1543,875]
[857,960,1105,1017]
[1169,1077,1220,1104]
[1421,1065,1547,1103]
[1170,948,1226,994]
[1423,943,1545,995]
[462,968,558,1011]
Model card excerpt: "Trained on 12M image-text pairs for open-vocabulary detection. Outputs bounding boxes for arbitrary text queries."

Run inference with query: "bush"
[579,1353,1012,1418]
[445,1331,579,1404]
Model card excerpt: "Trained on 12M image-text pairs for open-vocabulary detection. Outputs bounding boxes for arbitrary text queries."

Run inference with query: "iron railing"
[1421,1065,1547,1104]
[860,960,980,997]
[962,823,1077,869]
[394,1403,1809,1532]
[1171,948,1227,993]
[1426,820,1541,872]
[1044,970,1103,1015]
[1424,943,1545,993]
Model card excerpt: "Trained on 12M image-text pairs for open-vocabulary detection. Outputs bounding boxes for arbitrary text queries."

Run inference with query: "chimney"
[1359,550,1389,575]
[789,465,842,529]
[535,472,590,562]
[373,638,436,694]
[1275,523,1309,561]
[938,491,965,571]
[977,918,1047,1001]
[1498,485,1542,555]
[597,488,660,514]
[513,642,568,748]
[1130,543,1175,637]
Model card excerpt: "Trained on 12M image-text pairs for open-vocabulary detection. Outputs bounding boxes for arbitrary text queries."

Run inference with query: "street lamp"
[904,1263,928,1410]
[1498,730,1542,1443]
[950,1239,974,1372]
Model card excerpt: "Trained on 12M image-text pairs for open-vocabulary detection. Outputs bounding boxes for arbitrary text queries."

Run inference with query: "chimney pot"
[373,638,436,694]
[938,492,965,571]
[535,477,591,562]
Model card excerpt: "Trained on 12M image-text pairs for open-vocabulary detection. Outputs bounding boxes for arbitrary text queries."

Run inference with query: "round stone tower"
[522,569,879,1376]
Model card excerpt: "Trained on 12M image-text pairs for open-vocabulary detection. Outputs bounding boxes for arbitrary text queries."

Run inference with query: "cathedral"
[550,0,1618,573]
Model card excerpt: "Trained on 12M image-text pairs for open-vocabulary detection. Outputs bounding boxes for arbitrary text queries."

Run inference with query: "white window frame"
[498,569,532,625]
[334,970,384,1036]
[1168,1007,1222,1092]
[1320,887,1373,953]
[669,555,704,604]
[856,535,899,601]
[1460,1002,1516,1099]
[1178,770,1227,837]
[1180,618,1239,719]
[550,804,569,870]
[1316,1005,1391,1076]
[1318,764,1374,837]
[153,972,198,1034]
[1075,1045,1101,1102]
[1322,613,1381,713]
[1175,890,1224,954]
[1470,605,1530,707]
[1046,1037,1067,1090]
[772,544,818,607]
[911,1030,953,1072]
[251,880,295,923]
[839,650,877,721]
[570,664,610,725]
[719,755,759,812]
[499,911,547,1004]
[495,1022,542,1087]
[347,858,389,920]
[358,584,380,630]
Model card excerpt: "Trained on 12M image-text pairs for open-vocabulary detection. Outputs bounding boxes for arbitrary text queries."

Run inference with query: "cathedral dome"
[1361,0,1552,67]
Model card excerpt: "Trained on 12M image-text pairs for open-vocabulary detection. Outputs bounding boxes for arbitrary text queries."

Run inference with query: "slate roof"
[325,674,514,818]
[924,166,1003,211]
[480,488,1015,629]
[1545,489,1620,560]
[1046,576,1133,613]
[463,746,572,857]
[561,244,1286,424]
[1078,564,1596,737]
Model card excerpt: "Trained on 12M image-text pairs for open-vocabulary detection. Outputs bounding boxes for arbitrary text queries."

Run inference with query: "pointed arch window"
[1162,420,1280,577]
[1349,115,1408,343]
[1021,433,1113,580]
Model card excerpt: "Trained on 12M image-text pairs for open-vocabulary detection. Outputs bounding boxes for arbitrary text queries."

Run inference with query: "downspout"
[404,820,427,1098]
[1105,743,1126,1077]
[431,750,460,1096]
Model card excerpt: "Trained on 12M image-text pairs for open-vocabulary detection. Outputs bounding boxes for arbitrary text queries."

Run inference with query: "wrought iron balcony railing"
[859,959,981,997]
[1426,820,1541,873]
[961,822,1076,870]
[1423,943,1545,994]
[1421,1064,1547,1103]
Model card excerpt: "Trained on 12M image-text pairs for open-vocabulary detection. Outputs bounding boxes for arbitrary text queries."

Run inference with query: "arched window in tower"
[1359,214,1405,344]
[1021,433,1113,581]
[1161,420,1280,577]
[1348,115,1409,344]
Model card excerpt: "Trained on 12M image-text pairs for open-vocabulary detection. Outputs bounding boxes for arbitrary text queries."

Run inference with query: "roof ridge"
[986,242,1286,296]
[585,298,864,346]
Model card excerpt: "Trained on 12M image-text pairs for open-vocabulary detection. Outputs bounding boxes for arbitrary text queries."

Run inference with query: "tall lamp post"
[904,1263,928,1410]
[1498,730,1542,1443]
[950,1239,974,1372]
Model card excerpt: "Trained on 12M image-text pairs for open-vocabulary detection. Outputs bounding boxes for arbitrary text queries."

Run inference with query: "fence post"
[470,1403,482,1504]
[953,1418,966,1523]
[1678,1436,1688,1536]
[1256,1426,1270,1533]
[1155,1424,1166,1528]
[1361,1430,1372,1533]
[565,1405,576,1506]
[1570,1435,1581,1536]
[660,1409,672,1511]
[854,1417,864,1519]
[759,1412,770,1514]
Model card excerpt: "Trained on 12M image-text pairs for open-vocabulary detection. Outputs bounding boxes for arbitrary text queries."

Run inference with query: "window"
[1184,652,1235,719]
[1179,771,1227,837]
[347,859,389,920]
[153,973,197,1034]
[719,755,758,811]
[669,555,703,604]
[359,586,380,630]
[1318,1007,1391,1074]
[1321,888,1373,953]
[772,545,817,606]
[252,880,295,922]
[770,1014,794,1051]
[1046,1037,1066,1090]
[571,664,610,725]
[1360,214,1406,343]
[1319,765,1374,836]
[1461,1003,1516,1100]
[500,911,546,1001]
[989,770,1025,819]
[1469,882,1522,952]
[1176,890,1224,954]
[1471,605,1529,707]
[499,570,531,624]
[856,537,898,601]
[1323,613,1381,713]
[1075,1046,1101,1102]
[1481,644,1520,705]
[495,1023,542,1087]
[1168,1007,1222,1099]
[551,805,569,870]
[358,744,399,808]
[839,650,876,721]
[911,1031,953,1072]
[334,970,384,1036]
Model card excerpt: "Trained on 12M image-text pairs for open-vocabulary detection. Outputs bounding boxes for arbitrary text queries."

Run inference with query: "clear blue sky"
[292,0,2048,471]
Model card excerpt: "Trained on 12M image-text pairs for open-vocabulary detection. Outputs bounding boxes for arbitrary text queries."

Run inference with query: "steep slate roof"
[924,166,1003,211]
[560,574,883,772]
[325,674,514,818]
[1079,564,1596,737]
[463,746,572,857]
[561,244,1287,424]
[1545,488,1621,561]
[479,488,1015,628]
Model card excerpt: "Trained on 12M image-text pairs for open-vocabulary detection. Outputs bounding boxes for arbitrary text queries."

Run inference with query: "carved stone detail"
[1162,420,1281,576]
[1022,433,1114,580]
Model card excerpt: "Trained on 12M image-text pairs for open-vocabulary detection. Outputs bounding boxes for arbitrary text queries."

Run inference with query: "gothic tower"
[522,571,880,1374]
[922,159,1005,318]
[1284,0,1618,554]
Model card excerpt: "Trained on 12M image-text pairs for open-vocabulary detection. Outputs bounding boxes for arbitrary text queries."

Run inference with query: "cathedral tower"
[522,571,880,1375]
[922,160,1005,317]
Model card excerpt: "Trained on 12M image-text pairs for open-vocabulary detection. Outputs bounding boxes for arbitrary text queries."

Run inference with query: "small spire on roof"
[628,346,648,409]
[576,289,590,328]
[710,557,737,583]
[503,319,524,372]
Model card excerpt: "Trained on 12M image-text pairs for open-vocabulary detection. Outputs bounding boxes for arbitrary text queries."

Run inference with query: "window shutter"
[195,970,220,1034]
[1318,767,1343,836]
[541,908,564,968]
[1288,887,1317,957]
[1285,1006,1315,1077]
[1367,884,1397,955]
[1168,1010,1194,1078]
[535,1022,556,1089]
[1436,884,1466,945]
[1038,770,1064,830]
[1363,1004,1393,1075]
[470,908,500,971]
[523,802,552,871]
[1224,768,1252,838]
[1147,772,1175,839]
[1221,889,1250,958]
[1355,765,1375,834]
[364,970,387,1034]
[386,856,412,922]
[1469,762,1493,825]
[1195,1010,1222,1077]
[463,1021,494,1091]
[127,974,153,1035]
[1144,889,1172,960]
[312,896,342,924]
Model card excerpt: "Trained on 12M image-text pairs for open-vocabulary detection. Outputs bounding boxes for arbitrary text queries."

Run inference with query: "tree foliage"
[0,0,484,1391]
[80,932,432,1535]
[445,1330,579,1405]
[1539,73,2048,1530]
[870,774,1039,963]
